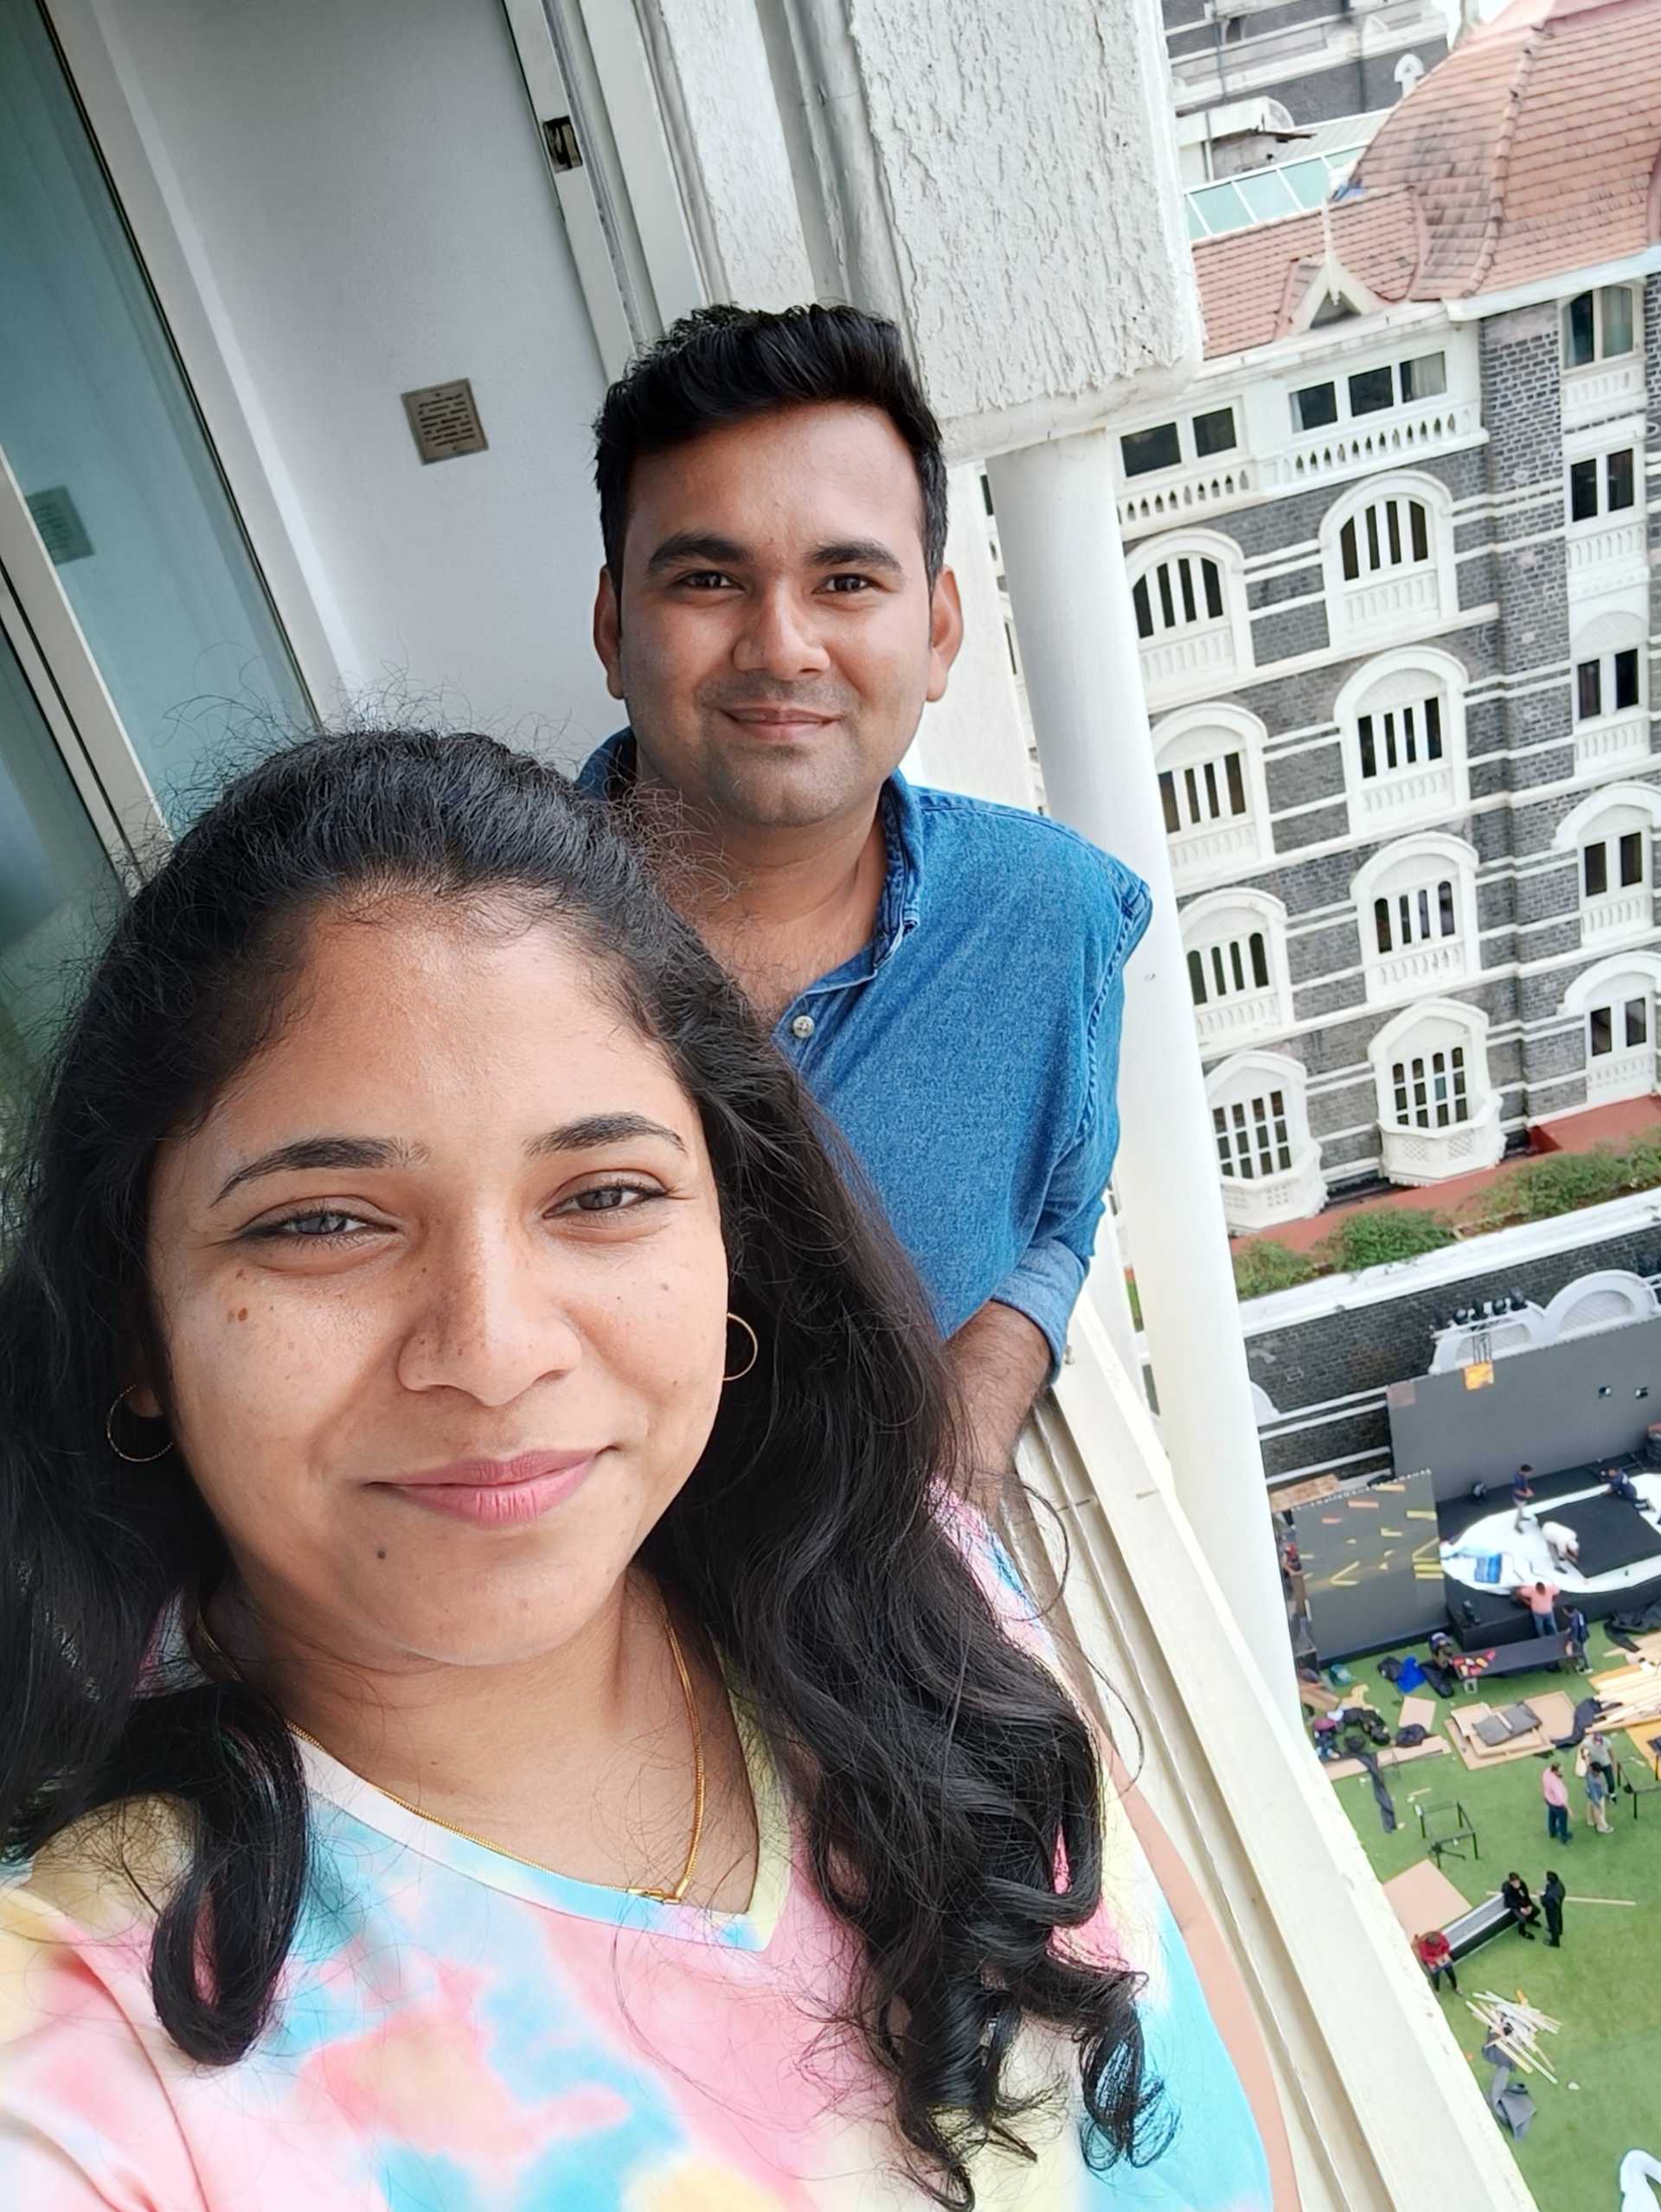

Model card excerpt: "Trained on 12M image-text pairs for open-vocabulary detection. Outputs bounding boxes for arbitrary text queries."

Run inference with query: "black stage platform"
[1437,1456,1661,1650]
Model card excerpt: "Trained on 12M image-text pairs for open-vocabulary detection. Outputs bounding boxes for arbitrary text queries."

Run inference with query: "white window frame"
[1126,529,1254,702]
[1335,645,1470,837]
[1562,952,1661,1087]
[1151,702,1273,888]
[1118,401,1242,484]
[1204,1048,1325,1228]
[1561,285,1639,370]
[1321,471,1457,648]
[1180,887,1292,1048]
[1555,785,1661,947]
[1352,831,1480,1007]
[1568,608,1650,770]
[1566,439,1640,528]
[1369,999,1501,1184]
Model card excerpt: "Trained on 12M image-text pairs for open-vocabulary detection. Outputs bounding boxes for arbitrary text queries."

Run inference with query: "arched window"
[1370,999,1502,1186]
[1126,531,1251,704]
[1562,952,1661,1105]
[1554,785,1661,947]
[1352,832,1479,1006]
[1205,1050,1324,1232]
[1322,472,1456,648]
[1570,610,1649,773]
[1336,647,1470,835]
[1181,889,1292,1049]
[1151,704,1272,888]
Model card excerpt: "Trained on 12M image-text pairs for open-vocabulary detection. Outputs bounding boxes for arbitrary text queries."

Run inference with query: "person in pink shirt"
[1513,1580,1562,1638]
[1542,1759,1574,1844]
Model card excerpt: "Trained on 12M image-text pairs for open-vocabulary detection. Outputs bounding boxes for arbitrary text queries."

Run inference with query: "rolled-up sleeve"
[990,857,1151,1375]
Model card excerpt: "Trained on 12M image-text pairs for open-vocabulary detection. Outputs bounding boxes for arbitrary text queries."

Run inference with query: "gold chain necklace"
[192,1599,707,1906]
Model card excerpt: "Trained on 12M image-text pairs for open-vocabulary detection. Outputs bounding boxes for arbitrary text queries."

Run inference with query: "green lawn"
[1325,1627,1661,2211]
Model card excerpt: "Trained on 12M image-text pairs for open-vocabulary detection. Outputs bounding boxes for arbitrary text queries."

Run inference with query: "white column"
[986,428,1298,1721]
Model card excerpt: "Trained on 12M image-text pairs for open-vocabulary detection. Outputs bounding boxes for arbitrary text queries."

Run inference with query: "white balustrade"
[1574,710,1651,774]
[1194,984,1282,1049]
[1380,1094,1503,1186]
[1119,459,1256,537]
[1372,934,1468,999]
[1355,762,1456,827]
[1582,887,1653,946]
[1261,397,1484,495]
[1170,815,1261,887]
[1218,1143,1326,1233]
[1335,565,1440,644]
[1587,1042,1657,1102]
[1566,516,1647,597]
[1138,620,1237,697]
[1561,357,1645,433]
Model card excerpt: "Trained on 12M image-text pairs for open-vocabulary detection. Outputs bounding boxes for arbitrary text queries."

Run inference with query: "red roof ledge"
[1193,0,1661,358]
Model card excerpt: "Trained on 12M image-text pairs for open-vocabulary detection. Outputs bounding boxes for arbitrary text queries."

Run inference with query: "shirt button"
[790,1014,815,1040]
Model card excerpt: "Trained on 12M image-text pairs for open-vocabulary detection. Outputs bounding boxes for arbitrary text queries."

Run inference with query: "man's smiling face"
[593,401,960,832]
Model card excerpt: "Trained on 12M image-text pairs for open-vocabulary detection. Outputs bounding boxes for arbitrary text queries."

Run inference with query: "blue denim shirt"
[579,735,1151,1368]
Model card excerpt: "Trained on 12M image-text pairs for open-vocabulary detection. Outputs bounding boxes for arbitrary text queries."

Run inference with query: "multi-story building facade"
[1113,0,1661,1237]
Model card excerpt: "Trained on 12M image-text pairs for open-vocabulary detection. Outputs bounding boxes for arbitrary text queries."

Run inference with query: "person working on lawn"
[584,305,1151,1497]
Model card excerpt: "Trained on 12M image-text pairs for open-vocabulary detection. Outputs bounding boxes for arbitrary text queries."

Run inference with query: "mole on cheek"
[375,1548,388,1562]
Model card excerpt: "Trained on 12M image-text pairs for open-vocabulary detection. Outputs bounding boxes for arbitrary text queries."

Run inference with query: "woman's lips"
[378,1452,600,1528]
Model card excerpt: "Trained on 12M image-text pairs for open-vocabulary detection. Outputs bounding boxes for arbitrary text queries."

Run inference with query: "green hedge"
[1465,1135,1661,1230]
[1317,1208,1455,1273]
[1231,1239,1316,1299]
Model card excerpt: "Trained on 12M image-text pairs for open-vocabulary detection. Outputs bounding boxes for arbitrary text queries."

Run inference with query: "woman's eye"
[556,1183,657,1215]
[251,1209,369,1242]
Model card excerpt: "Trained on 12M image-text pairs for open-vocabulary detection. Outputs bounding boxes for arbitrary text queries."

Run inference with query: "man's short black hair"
[593,302,949,585]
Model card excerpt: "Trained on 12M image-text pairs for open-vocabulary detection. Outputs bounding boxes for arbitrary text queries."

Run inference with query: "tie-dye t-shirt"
[0,1524,1272,2210]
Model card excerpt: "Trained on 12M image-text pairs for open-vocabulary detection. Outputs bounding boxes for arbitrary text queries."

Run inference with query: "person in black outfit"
[1502,1871,1539,1939]
[1542,1870,1566,1947]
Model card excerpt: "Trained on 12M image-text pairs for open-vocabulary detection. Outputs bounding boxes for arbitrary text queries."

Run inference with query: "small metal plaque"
[401,378,488,465]
[26,485,93,564]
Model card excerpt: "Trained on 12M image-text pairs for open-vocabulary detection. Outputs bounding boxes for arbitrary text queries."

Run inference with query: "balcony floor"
[1235,1094,1661,1256]
[1321,1621,1661,2212]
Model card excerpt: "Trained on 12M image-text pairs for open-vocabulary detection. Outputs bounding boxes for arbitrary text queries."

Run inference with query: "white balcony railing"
[1566,515,1647,598]
[1138,620,1239,699]
[1119,458,1257,539]
[1218,1140,1327,1232]
[1007,1297,1537,2212]
[1561,356,1645,432]
[1575,710,1651,774]
[1261,397,1484,497]
[1380,1092,1504,1184]
[1582,887,1653,946]
[1170,814,1264,889]
[1334,564,1440,646]
[1194,984,1283,1050]
[1372,932,1468,999]
[1353,760,1458,830]
[1587,1041,1658,1102]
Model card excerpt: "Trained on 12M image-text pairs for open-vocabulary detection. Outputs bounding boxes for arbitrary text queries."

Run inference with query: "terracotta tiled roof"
[1193,189,1426,356]
[1192,0,1661,357]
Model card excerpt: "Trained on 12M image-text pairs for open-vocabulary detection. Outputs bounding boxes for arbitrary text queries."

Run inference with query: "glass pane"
[1235,170,1299,222]
[1190,182,1249,236]
[1626,997,1649,1048]
[1349,366,1394,416]
[1188,949,1207,1006]
[0,0,309,825]
[1614,649,1640,710]
[1577,659,1603,721]
[1158,769,1180,837]
[1201,561,1223,621]
[1183,199,1209,243]
[1589,1006,1613,1057]
[1409,503,1429,562]
[1600,286,1634,359]
[1359,715,1377,779]
[1193,407,1236,458]
[1401,352,1446,401]
[1606,449,1635,511]
[1292,382,1338,433]
[1565,292,1596,369]
[1569,458,1600,521]
[0,625,115,1152]
[1282,160,1330,210]
[1619,830,1644,888]
[1122,422,1182,478]
[1584,842,1608,897]
[1224,752,1246,815]
[1133,576,1152,640]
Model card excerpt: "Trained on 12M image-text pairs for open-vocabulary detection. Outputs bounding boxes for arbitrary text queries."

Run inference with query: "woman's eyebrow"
[213,1136,428,1205]
[524,1114,688,1159]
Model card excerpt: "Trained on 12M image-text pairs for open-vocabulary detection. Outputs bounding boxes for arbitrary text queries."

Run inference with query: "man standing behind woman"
[584,305,1149,1491]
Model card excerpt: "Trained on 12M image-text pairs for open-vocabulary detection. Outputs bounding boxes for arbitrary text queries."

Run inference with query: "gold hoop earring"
[723,1311,760,1382]
[106,1387,174,1465]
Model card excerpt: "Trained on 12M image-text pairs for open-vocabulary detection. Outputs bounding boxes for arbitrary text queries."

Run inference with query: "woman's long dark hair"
[0,732,1161,2205]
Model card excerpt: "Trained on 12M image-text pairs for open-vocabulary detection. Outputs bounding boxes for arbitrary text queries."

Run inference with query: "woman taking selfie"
[0,734,1286,2209]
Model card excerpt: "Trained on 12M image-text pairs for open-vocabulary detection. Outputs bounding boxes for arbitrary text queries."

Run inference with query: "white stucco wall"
[92,0,619,759]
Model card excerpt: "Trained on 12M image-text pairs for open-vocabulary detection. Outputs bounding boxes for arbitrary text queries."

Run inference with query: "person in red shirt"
[1412,1928,1457,1992]
[1512,1580,1562,1638]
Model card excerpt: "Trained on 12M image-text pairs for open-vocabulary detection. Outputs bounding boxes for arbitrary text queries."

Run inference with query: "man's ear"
[593,566,626,702]
[925,567,965,704]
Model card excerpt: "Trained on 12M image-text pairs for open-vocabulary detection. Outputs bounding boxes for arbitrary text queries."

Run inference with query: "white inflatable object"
[1620,2149,1661,2210]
